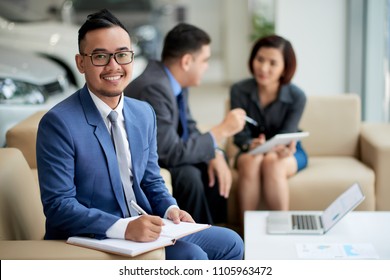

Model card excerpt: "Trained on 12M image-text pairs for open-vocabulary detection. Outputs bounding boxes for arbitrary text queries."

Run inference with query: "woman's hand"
[274,140,297,158]
[249,134,266,151]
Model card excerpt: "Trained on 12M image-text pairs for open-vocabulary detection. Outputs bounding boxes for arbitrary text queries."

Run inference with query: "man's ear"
[75,54,85,74]
[180,53,193,72]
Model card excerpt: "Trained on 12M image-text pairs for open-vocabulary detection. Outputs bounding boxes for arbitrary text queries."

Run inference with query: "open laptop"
[266,183,365,235]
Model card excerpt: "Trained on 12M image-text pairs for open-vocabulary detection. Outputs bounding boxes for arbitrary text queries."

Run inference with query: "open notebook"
[67,219,210,257]
[266,183,365,235]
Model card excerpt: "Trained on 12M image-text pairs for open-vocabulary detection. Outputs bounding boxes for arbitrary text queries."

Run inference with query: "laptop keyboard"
[292,215,319,230]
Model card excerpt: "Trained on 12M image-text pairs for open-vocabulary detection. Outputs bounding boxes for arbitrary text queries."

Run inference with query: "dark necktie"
[177,92,189,142]
[107,111,139,217]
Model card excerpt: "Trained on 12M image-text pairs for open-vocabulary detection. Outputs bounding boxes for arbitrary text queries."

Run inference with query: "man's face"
[76,26,133,102]
[185,44,211,87]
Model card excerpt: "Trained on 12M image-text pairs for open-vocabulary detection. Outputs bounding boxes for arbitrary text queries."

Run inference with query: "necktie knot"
[108,110,118,123]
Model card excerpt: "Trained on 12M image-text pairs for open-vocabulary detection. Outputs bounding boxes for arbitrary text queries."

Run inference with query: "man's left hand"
[167,208,195,224]
[208,150,232,198]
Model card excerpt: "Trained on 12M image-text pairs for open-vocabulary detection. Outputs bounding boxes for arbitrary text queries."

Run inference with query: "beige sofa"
[225,94,390,227]
[1,122,167,259]
[4,95,390,237]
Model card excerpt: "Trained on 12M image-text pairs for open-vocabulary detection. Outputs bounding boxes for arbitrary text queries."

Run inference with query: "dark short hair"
[161,23,211,61]
[78,9,129,52]
[248,35,296,84]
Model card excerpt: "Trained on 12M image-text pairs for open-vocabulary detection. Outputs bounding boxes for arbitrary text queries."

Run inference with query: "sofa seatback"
[0,148,45,240]
[6,111,46,169]
[299,94,361,157]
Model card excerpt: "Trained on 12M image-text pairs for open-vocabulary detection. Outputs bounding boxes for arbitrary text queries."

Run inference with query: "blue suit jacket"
[37,85,176,239]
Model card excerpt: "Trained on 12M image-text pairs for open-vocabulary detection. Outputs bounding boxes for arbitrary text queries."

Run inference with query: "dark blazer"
[125,60,215,168]
[37,85,176,240]
[230,78,306,151]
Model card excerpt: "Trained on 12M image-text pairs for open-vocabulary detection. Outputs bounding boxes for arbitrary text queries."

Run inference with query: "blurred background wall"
[2,0,388,121]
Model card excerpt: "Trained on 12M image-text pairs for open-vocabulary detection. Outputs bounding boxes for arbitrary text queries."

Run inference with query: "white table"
[244,211,390,259]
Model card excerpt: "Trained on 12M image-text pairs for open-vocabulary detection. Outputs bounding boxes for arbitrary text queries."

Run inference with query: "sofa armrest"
[360,123,390,210]
[0,240,165,260]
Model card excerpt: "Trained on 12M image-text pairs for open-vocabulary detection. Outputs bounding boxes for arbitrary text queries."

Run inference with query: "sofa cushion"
[289,156,375,210]
[0,240,165,260]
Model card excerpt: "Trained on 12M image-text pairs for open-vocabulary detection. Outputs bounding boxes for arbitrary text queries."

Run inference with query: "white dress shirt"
[88,89,177,239]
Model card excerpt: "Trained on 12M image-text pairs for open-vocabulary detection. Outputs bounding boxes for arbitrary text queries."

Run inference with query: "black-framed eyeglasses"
[81,51,135,66]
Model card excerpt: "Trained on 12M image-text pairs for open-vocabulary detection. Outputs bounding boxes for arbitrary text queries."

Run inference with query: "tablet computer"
[248,132,309,155]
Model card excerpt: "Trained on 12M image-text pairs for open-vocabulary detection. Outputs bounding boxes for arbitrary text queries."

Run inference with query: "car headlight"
[0,78,46,105]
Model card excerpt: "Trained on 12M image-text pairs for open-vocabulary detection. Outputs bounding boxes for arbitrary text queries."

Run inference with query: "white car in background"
[0,46,77,146]
[0,14,147,88]
[0,3,147,146]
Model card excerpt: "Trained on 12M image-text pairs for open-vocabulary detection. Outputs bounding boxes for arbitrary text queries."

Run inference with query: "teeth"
[104,76,121,81]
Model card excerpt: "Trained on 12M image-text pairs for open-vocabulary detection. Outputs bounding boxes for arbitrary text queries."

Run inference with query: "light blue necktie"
[108,111,139,217]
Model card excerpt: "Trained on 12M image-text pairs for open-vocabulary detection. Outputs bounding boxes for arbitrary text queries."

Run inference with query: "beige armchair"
[1,115,168,260]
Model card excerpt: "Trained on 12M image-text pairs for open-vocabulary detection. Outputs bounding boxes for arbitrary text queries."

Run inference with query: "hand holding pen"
[124,200,163,242]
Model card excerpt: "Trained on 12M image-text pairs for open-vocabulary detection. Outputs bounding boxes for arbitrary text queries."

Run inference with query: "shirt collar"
[163,66,182,97]
[88,88,125,127]
[246,80,294,104]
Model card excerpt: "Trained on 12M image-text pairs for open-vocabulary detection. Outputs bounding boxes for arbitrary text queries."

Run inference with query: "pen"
[130,200,148,216]
[244,116,259,127]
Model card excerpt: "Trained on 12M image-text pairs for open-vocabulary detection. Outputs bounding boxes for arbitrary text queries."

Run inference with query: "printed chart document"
[67,219,210,257]
[249,132,309,155]
[296,243,379,259]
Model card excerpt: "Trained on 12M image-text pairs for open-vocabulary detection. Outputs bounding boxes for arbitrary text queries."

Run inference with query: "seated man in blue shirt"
[125,23,246,225]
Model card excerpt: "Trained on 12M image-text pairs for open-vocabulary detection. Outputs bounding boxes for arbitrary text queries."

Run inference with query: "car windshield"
[73,0,153,11]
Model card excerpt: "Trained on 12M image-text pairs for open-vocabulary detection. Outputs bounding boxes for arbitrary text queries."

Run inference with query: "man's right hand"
[124,215,164,242]
[210,108,246,143]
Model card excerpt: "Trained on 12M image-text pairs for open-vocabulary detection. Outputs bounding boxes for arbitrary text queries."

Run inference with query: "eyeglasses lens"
[91,51,133,66]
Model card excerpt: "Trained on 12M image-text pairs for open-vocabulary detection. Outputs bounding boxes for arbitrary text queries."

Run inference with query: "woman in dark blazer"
[230,35,308,223]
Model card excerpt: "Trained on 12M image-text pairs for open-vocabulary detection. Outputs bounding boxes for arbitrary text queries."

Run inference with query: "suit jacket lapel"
[79,86,129,217]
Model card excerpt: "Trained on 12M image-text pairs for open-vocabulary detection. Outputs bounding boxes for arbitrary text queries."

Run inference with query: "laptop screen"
[321,183,365,232]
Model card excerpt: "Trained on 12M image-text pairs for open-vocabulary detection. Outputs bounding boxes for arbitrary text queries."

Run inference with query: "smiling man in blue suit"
[36,9,243,260]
